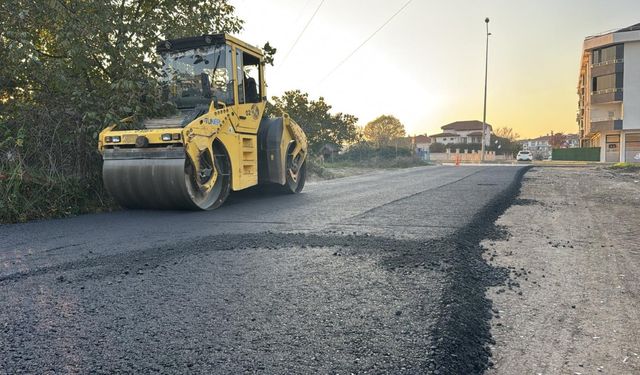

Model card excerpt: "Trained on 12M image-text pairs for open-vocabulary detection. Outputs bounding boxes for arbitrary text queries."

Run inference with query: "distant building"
[521,136,553,159]
[577,23,640,162]
[563,134,580,148]
[411,135,432,154]
[431,121,492,146]
[521,133,580,159]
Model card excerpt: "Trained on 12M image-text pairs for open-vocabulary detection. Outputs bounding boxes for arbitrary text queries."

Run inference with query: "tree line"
[267,90,407,152]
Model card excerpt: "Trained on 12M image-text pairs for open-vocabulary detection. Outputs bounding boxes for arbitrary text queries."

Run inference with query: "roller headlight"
[162,133,181,141]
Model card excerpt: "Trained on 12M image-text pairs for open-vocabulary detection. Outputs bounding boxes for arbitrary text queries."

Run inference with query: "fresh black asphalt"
[0,166,528,374]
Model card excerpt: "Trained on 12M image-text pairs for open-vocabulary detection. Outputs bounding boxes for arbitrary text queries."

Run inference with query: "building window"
[592,73,623,93]
[592,44,624,65]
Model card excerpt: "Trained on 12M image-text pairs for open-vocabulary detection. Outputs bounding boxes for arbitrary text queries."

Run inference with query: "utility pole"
[481,17,491,162]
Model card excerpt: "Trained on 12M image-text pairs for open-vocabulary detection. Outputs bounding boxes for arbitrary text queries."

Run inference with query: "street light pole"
[481,17,491,162]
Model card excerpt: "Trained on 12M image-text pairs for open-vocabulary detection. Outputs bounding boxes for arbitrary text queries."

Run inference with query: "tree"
[363,115,406,147]
[1,0,243,175]
[495,127,520,142]
[262,42,277,66]
[269,90,358,152]
[490,134,522,157]
[0,0,243,221]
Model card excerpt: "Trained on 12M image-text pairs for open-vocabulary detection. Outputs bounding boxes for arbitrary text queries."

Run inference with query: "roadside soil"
[484,167,640,374]
[305,160,385,182]
[306,166,383,182]
[307,165,428,182]
[306,159,433,182]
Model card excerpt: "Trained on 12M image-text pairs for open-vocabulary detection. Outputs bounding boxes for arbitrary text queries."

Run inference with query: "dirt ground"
[485,167,640,375]
[306,166,385,182]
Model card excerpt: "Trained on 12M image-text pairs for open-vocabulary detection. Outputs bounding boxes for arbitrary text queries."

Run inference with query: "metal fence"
[552,147,601,161]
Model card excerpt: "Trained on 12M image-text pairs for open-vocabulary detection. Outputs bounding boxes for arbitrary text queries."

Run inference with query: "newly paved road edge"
[426,166,531,374]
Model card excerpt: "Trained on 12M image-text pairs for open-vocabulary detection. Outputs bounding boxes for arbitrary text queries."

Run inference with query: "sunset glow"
[231,0,640,138]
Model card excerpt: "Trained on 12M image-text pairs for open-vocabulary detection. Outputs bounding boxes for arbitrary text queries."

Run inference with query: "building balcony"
[591,88,623,104]
[589,119,623,134]
[591,60,624,77]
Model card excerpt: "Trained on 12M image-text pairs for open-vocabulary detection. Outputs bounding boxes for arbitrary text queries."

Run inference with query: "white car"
[516,150,533,162]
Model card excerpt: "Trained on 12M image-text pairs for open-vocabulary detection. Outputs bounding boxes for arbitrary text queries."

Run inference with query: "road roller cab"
[98,34,308,210]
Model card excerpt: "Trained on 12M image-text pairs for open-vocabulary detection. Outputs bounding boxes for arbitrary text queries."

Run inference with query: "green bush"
[429,143,447,153]
[0,166,115,223]
[0,1,243,223]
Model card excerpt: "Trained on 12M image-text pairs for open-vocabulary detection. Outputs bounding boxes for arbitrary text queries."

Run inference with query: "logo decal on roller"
[202,118,221,126]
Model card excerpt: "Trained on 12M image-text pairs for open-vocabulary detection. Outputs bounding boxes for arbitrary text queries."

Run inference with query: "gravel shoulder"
[485,167,640,374]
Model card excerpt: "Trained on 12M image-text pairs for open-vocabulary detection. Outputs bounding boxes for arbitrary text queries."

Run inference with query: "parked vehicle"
[516,150,533,161]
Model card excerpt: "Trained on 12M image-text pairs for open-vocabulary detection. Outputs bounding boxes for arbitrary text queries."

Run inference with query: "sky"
[229,0,640,139]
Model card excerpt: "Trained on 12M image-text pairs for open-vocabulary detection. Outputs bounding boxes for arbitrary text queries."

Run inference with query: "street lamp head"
[485,17,490,24]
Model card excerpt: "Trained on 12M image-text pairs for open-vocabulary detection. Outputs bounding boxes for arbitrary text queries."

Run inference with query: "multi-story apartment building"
[578,23,640,162]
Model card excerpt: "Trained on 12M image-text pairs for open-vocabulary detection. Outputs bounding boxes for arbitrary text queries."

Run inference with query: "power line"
[318,0,414,84]
[279,0,326,67]
[292,0,314,24]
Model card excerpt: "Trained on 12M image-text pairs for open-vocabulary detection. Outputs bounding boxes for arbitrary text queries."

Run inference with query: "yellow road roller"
[98,34,308,210]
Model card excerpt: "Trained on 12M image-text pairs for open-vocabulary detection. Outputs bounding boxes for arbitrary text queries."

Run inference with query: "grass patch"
[609,162,640,172]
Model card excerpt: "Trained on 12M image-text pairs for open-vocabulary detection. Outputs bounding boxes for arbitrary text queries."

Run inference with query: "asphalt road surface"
[0,166,528,374]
